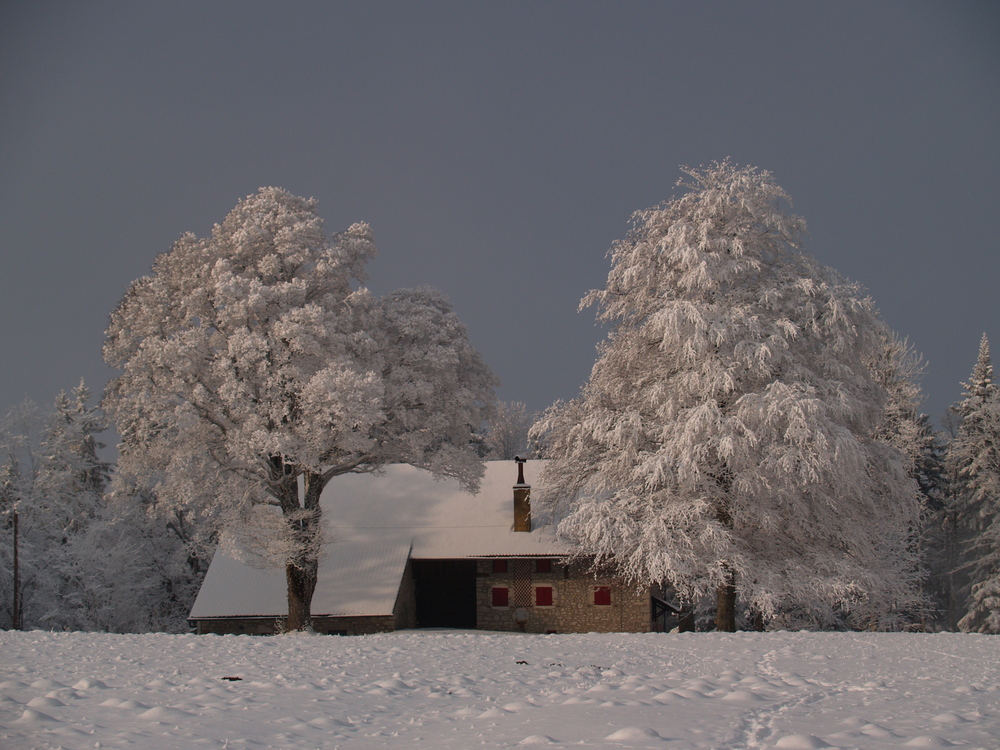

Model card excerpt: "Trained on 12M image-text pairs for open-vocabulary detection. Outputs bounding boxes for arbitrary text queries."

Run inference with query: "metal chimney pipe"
[513,457,531,532]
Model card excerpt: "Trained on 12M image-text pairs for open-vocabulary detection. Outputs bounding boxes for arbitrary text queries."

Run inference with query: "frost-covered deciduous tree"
[532,161,922,631]
[56,487,207,633]
[951,335,1000,632]
[103,188,496,631]
[482,401,534,460]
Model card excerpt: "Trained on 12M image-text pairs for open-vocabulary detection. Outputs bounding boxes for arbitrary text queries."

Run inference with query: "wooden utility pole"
[12,510,20,630]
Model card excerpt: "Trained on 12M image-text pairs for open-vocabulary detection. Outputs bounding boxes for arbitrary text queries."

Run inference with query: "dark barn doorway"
[411,559,477,629]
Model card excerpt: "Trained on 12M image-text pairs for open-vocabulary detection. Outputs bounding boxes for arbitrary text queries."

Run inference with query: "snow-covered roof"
[322,460,565,558]
[189,540,412,619]
[190,460,567,620]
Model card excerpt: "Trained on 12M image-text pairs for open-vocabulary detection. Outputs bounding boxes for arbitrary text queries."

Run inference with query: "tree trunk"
[285,558,318,632]
[714,499,737,632]
[278,466,326,632]
[716,569,736,632]
[678,609,696,632]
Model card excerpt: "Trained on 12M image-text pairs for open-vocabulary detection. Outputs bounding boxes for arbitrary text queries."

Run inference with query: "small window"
[593,586,612,606]
[491,587,509,607]
[535,559,552,573]
[535,586,553,607]
[492,559,508,574]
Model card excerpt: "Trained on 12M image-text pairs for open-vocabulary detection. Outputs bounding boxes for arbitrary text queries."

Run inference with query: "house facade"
[188,460,659,635]
[475,557,653,634]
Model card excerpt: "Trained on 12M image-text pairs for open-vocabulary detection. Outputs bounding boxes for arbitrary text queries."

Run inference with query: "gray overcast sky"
[1,1,997,435]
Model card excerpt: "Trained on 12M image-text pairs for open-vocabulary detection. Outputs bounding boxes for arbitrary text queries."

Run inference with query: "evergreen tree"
[0,384,209,633]
[912,414,960,629]
[952,335,1000,632]
[38,383,111,539]
[0,385,110,630]
[867,335,957,628]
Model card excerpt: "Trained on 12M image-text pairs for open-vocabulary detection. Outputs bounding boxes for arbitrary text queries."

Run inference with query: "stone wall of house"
[191,614,398,636]
[475,558,651,634]
[313,615,397,635]
[192,617,285,636]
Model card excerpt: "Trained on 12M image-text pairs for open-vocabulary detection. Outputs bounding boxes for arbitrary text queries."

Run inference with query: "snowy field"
[2,629,999,750]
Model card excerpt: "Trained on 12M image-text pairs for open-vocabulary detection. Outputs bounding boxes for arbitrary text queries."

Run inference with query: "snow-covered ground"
[2,629,998,749]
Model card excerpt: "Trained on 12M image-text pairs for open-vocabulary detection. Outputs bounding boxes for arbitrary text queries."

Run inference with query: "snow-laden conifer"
[103,188,497,630]
[532,161,922,630]
[951,335,1000,632]
[0,384,111,630]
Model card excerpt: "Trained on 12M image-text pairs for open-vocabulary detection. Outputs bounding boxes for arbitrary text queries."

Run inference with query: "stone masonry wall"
[475,558,651,634]
[313,615,397,635]
[192,617,285,636]
[192,614,397,636]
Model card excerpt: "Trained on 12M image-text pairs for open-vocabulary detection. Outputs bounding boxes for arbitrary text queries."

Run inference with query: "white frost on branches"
[482,401,534,460]
[532,161,923,629]
[952,335,1000,633]
[103,188,497,628]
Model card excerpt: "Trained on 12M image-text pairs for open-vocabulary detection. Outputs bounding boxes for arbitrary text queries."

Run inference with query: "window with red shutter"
[535,586,553,606]
[593,586,612,606]
[491,587,509,607]
[492,559,508,574]
[535,559,552,573]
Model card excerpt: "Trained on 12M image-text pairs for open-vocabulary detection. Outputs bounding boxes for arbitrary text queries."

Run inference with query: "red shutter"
[535,586,553,606]
[492,587,509,607]
[535,559,552,573]
[492,559,508,574]
[593,586,612,606]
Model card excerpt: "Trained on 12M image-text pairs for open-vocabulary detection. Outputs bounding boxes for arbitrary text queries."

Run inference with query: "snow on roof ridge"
[320,460,567,557]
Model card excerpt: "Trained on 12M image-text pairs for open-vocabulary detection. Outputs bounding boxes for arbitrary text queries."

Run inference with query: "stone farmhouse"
[188,460,674,636]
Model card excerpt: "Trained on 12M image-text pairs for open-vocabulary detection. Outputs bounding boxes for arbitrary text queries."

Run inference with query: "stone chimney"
[513,456,531,532]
